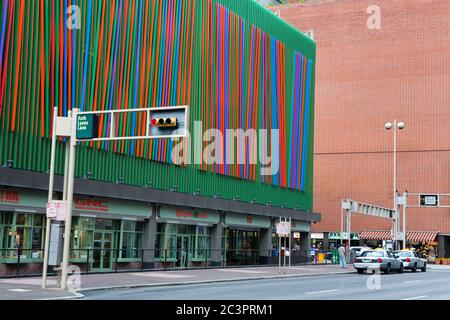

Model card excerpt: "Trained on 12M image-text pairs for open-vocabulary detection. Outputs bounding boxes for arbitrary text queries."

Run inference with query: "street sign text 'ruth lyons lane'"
[76,114,99,140]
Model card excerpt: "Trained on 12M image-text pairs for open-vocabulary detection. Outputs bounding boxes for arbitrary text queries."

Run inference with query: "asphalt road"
[82,268,450,300]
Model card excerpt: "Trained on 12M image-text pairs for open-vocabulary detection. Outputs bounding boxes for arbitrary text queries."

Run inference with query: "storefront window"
[71,217,95,259]
[156,224,177,259]
[119,220,144,259]
[0,212,45,260]
[193,226,211,259]
[225,229,260,264]
[155,223,212,260]
[95,218,115,230]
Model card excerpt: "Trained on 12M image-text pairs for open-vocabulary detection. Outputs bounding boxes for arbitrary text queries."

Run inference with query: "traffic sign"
[276,222,291,236]
[46,201,68,221]
[76,114,99,139]
[419,194,439,207]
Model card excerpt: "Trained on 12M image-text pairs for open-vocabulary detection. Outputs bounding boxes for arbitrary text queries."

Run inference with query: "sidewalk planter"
[435,258,441,265]
[443,259,449,265]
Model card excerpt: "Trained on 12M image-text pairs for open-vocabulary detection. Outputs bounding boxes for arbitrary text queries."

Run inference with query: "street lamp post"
[385,120,405,250]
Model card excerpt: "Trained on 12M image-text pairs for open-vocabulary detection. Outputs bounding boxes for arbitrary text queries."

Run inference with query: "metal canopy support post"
[42,107,58,289]
[60,108,79,289]
[289,217,291,268]
[278,217,281,274]
[402,192,407,249]
[393,120,398,250]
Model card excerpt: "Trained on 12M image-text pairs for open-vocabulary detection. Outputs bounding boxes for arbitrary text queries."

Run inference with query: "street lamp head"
[385,122,393,130]
[397,122,405,130]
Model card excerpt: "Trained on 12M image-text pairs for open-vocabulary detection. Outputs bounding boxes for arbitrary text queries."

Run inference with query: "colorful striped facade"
[0,0,316,210]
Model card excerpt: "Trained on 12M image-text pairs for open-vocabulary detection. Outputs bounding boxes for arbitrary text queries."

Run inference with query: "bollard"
[55,267,62,288]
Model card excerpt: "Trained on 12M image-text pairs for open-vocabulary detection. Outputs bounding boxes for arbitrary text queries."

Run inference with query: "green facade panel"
[0,0,315,212]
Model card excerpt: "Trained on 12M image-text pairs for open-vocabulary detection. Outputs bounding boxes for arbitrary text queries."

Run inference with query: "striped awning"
[359,230,392,240]
[407,232,438,243]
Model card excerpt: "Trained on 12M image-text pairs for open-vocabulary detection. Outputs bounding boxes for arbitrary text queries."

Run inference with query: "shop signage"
[328,232,360,240]
[159,206,219,224]
[176,209,207,220]
[311,233,324,239]
[293,232,301,239]
[225,212,271,228]
[0,188,47,210]
[291,220,310,232]
[74,198,108,212]
[73,197,151,218]
[0,189,19,204]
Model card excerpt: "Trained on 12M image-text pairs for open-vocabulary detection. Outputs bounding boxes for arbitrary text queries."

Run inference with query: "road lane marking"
[287,267,321,271]
[305,289,339,295]
[402,280,423,284]
[216,269,269,274]
[129,273,196,279]
[402,295,427,300]
[7,289,33,292]
[0,279,56,286]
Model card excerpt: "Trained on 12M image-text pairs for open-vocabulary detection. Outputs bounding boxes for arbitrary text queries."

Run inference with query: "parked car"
[350,246,372,257]
[353,250,403,274]
[393,250,427,272]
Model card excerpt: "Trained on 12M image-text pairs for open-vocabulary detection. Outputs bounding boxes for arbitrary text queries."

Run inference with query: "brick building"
[275,0,450,257]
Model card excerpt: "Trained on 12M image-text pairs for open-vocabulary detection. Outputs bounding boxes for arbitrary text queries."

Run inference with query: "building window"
[0,212,45,260]
[119,220,144,259]
[193,225,211,259]
[71,217,95,259]
[155,223,212,260]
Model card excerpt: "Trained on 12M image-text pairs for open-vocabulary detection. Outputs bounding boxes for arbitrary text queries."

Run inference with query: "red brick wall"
[275,0,450,233]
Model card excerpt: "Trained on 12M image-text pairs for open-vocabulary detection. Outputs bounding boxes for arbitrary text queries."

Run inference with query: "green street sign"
[76,114,99,140]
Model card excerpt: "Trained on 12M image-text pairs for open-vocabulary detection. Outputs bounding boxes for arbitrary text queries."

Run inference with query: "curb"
[429,265,450,270]
[72,270,354,298]
[38,291,85,300]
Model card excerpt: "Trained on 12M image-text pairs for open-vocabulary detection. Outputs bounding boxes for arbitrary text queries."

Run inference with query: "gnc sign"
[74,198,109,212]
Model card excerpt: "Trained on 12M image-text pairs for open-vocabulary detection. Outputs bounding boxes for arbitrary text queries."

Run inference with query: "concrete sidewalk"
[0,264,353,300]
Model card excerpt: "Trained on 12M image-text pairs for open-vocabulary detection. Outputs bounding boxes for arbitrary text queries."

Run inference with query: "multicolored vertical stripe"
[0,0,314,192]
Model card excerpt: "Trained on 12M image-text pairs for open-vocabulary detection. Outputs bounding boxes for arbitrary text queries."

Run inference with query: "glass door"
[176,236,189,268]
[102,232,113,270]
[92,232,113,271]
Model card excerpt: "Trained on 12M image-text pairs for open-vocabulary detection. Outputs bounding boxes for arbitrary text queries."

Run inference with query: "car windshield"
[361,251,384,257]
[395,251,412,257]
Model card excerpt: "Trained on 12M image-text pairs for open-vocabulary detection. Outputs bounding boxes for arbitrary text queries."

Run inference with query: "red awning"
[406,232,438,243]
[359,230,392,240]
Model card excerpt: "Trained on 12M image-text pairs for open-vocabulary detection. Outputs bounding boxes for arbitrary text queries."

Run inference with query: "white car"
[350,246,372,257]
[393,250,427,272]
[353,250,404,274]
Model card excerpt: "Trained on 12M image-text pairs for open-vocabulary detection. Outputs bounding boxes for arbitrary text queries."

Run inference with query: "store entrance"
[226,229,260,266]
[176,235,189,268]
[92,231,113,271]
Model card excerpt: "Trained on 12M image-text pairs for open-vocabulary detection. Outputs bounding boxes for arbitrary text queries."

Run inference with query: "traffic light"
[151,117,178,128]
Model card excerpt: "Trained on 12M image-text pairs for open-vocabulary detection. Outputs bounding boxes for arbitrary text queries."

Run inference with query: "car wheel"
[398,264,404,273]
[357,269,364,274]
[383,264,391,274]
[421,263,426,272]
[411,263,417,272]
